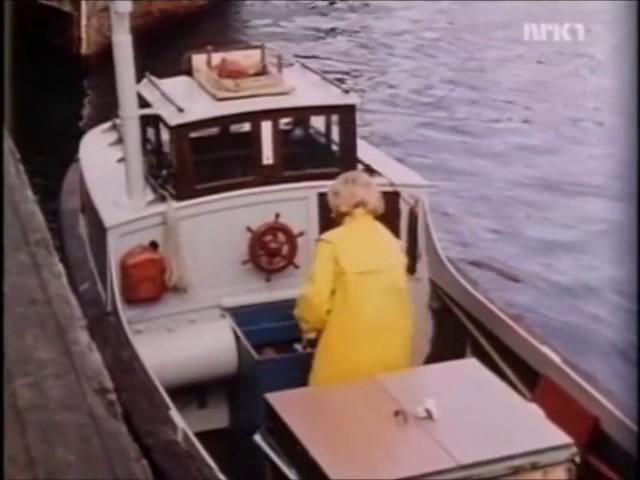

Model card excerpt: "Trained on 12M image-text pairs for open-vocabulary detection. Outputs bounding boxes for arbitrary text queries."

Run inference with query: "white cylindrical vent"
[136,320,239,390]
[109,1,146,206]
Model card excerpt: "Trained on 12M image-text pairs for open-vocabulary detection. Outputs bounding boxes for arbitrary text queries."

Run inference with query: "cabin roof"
[137,64,360,127]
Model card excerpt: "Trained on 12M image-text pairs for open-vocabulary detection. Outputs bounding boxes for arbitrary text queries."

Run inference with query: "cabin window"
[278,113,341,172]
[142,116,171,164]
[171,108,356,199]
[142,115,173,191]
[189,121,258,187]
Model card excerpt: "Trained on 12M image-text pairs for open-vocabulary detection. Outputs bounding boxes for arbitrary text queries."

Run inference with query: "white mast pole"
[110,0,146,207]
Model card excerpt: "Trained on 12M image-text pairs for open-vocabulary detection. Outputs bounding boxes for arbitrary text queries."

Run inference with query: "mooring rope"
[158,189,189,291]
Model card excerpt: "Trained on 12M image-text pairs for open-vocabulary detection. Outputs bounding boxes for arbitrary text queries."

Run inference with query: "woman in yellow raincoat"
[294,170,414,386]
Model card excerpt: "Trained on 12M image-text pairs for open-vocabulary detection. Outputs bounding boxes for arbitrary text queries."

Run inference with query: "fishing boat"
[59,3,636,479]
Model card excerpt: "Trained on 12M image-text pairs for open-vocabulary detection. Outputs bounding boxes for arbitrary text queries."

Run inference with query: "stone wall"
[80,0,210,56]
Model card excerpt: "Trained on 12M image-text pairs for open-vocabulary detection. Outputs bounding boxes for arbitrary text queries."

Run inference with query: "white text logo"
[523,23,586,42]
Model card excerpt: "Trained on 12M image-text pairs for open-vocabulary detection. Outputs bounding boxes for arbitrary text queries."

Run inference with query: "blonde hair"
[327,170,385,218]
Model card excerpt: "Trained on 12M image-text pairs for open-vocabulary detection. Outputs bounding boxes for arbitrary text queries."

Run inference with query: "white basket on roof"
[190,44,295,100]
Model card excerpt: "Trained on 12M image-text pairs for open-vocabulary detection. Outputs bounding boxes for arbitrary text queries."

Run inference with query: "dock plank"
[4,134,153,480]
[4,382,36,480]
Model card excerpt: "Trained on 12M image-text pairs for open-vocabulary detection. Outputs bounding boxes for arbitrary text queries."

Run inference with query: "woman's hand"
[301,332,319,351]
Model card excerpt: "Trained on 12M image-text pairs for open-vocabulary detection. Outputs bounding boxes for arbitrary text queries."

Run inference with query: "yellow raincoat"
[294,208,414,386]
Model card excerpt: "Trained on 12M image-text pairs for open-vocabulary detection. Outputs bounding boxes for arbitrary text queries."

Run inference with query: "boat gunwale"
[420,196,637,456]
[59,162,227,480]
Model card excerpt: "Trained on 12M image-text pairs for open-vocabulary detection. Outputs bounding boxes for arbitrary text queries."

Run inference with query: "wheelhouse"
[141,106,357,199]
[137,48,360,200]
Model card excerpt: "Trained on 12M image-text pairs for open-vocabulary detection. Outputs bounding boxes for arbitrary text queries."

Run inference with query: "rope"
[158,189,189,291]
[439,291,532,400]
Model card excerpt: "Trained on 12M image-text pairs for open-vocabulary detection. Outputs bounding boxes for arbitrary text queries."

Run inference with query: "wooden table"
[265,358,577,479]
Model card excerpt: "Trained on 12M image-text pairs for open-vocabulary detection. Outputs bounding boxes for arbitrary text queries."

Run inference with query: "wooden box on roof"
[190,44,295,100]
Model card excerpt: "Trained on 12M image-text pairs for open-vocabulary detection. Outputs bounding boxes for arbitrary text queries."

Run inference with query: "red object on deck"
[533,376,616,478]
[217,57,251,79]
[533,376,598,448]
[120,242,167,303]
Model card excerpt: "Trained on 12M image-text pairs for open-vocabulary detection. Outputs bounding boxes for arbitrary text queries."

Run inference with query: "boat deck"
[4,136,151,480]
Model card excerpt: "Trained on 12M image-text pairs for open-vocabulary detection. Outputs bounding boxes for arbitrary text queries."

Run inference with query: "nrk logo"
[523,23,586,42]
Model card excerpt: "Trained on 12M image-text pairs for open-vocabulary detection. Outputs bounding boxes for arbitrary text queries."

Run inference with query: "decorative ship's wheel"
[242,213,305,281]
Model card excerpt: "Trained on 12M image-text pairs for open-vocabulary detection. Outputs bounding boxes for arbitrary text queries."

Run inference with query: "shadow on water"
[8,1,87,251]
[7,0,636,421]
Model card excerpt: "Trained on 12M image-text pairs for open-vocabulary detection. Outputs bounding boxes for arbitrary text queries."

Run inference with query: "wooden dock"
[27,0,211,58]
[4,134,152,480]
